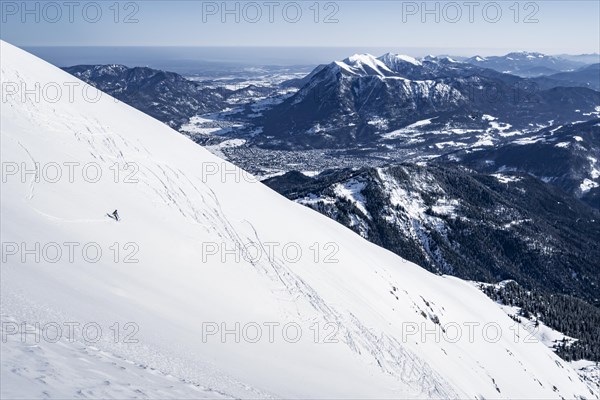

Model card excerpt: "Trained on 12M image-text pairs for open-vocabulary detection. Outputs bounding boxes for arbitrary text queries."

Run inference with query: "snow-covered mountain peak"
[1,40,596,399]
[337,53,395,76]
[507,51,547,59]
[378,53,423,69]
[344,52,380,65]
[419,55,459,64]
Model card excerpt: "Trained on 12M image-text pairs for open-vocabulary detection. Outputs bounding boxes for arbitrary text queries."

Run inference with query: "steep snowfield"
[0,41,596,399]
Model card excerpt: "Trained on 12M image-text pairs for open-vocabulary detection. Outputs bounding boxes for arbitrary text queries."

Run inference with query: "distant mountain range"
[543,64,600,91]
[63,53,600,152]
[464,51,592,77]
[251,53,599,149]
[62,58,600,206]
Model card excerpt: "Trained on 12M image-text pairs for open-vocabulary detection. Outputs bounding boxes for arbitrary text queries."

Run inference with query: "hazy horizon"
[17,45,600,71]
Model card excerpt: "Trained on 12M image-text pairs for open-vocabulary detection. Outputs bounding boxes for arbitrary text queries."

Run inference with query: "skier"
[112,209,119,221]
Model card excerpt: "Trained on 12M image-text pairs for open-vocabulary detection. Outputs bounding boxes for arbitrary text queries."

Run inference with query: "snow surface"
[381,118,438,139]
[0,41,595,399]
[332,179,370,217]
[406,118,435,129]
[571,360,600,396]
[492,174,523,184]
[580,178,599,193]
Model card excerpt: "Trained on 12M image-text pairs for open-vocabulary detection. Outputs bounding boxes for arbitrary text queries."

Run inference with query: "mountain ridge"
[252,53,599,149]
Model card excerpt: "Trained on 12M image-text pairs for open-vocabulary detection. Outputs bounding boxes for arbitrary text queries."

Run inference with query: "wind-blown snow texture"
[1,41,596,399]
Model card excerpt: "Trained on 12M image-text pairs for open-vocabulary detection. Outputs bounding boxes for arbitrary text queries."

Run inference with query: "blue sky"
[2,1,599,56]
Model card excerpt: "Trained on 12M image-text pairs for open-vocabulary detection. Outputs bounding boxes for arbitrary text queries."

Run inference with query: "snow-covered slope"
[0,41,596,399]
